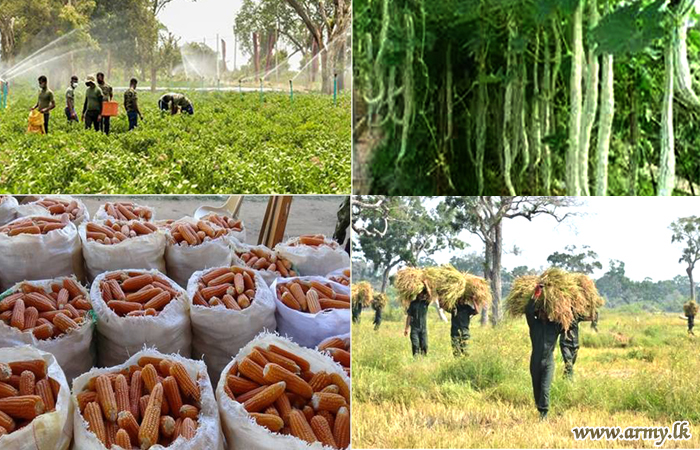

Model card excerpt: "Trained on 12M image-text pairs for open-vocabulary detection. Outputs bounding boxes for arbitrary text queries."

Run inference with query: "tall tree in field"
[354,197,463,293]
[547,244,602,274]
[670,216,700,301]
[443,196,578,325]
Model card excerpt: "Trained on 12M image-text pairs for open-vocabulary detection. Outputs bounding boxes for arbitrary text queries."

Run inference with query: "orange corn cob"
[160,415,176,438]
[121,274,154,291]
[163,376,183,418]
[180,417,197,440]
[138,383,163,449]
[267,345,311,372]
[263,363,313,399]
[169,362,200,403]
[334,406,350,448]
[53,313,78,333]
[274,392,292,425]
[23,307,39,329]
[8,360,45,378]
[306,289,322,314]
[0,410,15,432]
[321,384,340,394]
[23,293,55,312]
[311,392,346,413]
[158,359,173,377]
[11,299,25,330]
[329,373,350,404]
[143,291,172,311]
[236,386,266,404]
[84,402,107,445]
[18,370,35,396]
[238,358,267,386]
[250,412,284,432]
[318,410,335,431]
[302,405,314,422]
[117,410,140,444]
[115,428,132,449]
[114,374,130,414]
[319,299,350,309]
[77,391,98,412]
[95,374,118,422]
[243,381,286,413]
[141,364,159,393]
[178,404,199,420]
[289,409,317,444]
[311,415,337,448]
[256,348,300,374]
[129,370,143,421]
[249,349,269,368]
[226,375,260,395]
[0,381,18,398]
[318,337,346,351]
[309,372,331,392]
[34,379,54,412]
[327,348,351,367]
[288,283,307,310]
[280,292,301,310]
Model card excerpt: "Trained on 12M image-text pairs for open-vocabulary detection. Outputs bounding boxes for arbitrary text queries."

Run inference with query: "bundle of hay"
[684,299,699,317]
[505,268,589,331]
[352,281,373,308]
[571,272,605,319]
[372,293,388,310]
[461,273,493,312]
[394,267,430,307]
[423,265,467,311]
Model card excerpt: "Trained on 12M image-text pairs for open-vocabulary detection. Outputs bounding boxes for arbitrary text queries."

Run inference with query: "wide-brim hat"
[85,75,96,85]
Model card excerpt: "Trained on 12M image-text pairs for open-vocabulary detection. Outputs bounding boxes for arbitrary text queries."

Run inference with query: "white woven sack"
[0,195,18,226]
[15,195,89,226]
[275,237,350,276]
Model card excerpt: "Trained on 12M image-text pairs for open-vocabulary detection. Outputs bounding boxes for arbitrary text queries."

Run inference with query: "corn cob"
[311,392,346,413]
[235,386,266,404]
[302,405,314,422]
[160,415,176,438]
[289,409,317,444]
[274,392,292,425]
[256,347,300,374]
[114,374,130,414]
[138,383,163,449]
[141,364,159,394]
[238,358,267,386]
[18,371,35,396]
[334,406,350,449]
[84,402,107,445]
[243,381,286,413]
[77,391,98,412]
[309,372,331,392]
[267,346,311,372]
[117,410,140,444]
[0,410,15,432]
[317,410,335,431]
[179,404,199,420]
[180,417,197,440]
[169,362,200,403]
[250,412,285,432]
[10,299,25,330]
[53,313,78,333]
[0,382,18,399]
[95,374,118,422]
[263,363,313,399]
[311,415,338,448]
[162,376,183,418]
[115,428,132,449]
[129,370,143,421]
[327,348,351,368]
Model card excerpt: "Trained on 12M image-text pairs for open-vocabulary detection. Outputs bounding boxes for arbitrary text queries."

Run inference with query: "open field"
[0,89,350,194]
[352,307,700,448]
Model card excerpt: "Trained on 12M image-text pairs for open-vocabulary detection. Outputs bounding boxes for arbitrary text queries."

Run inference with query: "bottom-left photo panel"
[0,194,351,450]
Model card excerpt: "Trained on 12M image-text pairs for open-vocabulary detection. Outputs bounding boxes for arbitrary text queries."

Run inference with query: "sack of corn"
[216,332,350,450]
[352,281,373,308]
[0,276,94,382]
[394,267,430,308]
[326,268,350,287]
[94,201,155,222]
[15,196,89,226]
[271,276,350,348]
[230,239,298,286]
[275,235,350,276]
[684,300,699,316]
[90,269,192,367]
[505,268,597,331]
[371,293,387,310]
[317,333,351,376]
[71,348,224,450]
[199,213,247,245]
[0,195,18,226]
[0,216,85,291]
[79,220,166,282]
[187,265,276,387]
[165,217,233,288]
[0,345,72,450]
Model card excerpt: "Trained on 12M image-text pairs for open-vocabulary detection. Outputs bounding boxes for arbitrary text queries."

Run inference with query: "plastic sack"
[15,195,89,226]
[186,267,276,386]
[0,195,18,226]
[230,238,298,286]
[271,276,350,348]
[90,269,192,367]
[93,201,155,222]
[216,332,350,450]
[27,109,45,134]
[275,236,350,276]
[72,348,224,450]
[0,217,84,291]
[0,276,95,382]
[325,267,350,287]
[0,346,72,450]
[165,217,232,288]
[79,221,167,282]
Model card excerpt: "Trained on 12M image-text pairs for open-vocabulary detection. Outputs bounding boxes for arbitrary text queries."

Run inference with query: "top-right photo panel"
[353,0,700,196]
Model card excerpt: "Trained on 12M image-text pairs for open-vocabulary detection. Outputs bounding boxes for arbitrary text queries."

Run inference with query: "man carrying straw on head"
[372,293,387,331]
[451,301,478,357]
[404,285,430,356]
[682,300,697,336]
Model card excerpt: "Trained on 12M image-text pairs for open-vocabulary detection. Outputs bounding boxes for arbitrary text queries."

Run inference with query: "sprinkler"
[259,78,263,104]
[289,80,293,104]
[333,73,338,106]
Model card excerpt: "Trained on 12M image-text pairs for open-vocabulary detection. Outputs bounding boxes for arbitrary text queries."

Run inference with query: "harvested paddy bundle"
[395,267,430,307]
[461,273,493,312]
[505,268,586,331]
[372,293,388,310]
[352,280,374,307]
[423,265,467,311]
[684,299,699,316]
[571,272,605,319]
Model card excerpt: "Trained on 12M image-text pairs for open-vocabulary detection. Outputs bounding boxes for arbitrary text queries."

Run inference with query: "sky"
[159,0,303,71]
[368,197,700,282]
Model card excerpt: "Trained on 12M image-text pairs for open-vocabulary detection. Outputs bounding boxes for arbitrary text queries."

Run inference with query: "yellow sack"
[27,109,45,134]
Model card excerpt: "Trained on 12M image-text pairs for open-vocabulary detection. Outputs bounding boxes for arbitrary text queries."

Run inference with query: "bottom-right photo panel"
[351,196,699,449]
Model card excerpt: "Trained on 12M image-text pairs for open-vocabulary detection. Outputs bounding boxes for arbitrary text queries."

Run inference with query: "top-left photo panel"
[0,0,351,195]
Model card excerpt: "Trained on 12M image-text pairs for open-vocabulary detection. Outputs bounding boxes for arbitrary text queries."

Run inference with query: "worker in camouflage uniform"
[450,301,478,357]
[372,293,385,331]
[525,284,561,420]
[559,318,579,379]
[158,92,194,115]
[405,286,430,356]
[97,72,113,135]
[82,75,103,131]
[124,78,143,131]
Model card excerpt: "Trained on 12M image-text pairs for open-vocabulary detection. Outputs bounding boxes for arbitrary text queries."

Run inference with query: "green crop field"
[0,89,350,194]
[353,307,700,448]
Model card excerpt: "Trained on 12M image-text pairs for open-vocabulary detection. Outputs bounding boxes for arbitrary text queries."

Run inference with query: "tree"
[354,197,463,293]
[443,196,578,325]
[547,244,602,274]
[670,216,700,301]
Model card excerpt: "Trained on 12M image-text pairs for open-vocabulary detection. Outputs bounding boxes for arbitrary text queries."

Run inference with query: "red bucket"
[101,101,119,117]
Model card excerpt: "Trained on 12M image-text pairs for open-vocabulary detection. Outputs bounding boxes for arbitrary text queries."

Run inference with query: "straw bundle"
[352,281,373,307]
[505,275,538,318]
[461,273,493,312]
[372,293,388,310]
[423,265,467,311]
[684,300,699,317]
[571,272,605,319]
[394,267,430,307]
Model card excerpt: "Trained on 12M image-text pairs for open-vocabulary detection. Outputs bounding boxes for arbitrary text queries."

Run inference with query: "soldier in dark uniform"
[559,317,579,379]
[352,300,362,323]
[405,287,430,356]
[96,72,113,135]
[124,78,143,131]
[372,293,385,331]
[450,301,478,357]
[525,284,562,420]
[590,310,599,332]
[686,312,695,336]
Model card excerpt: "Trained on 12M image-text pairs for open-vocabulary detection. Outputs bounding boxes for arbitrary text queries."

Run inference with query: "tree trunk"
[567,3,584,195]
[502,21,516,195]
[321,46,331,95]
[659,37,675,196]
[476,49,488,195]
[311,40,318,83]
[541,23,552,194]
[673,11,700,110]
[397,13,414,162]
[336,37,346,91]
[482,243,492,326]
[595,52,614,196]
[530,29,542,175]
[518,56,529,180]
[0,17,16,63]
[628,86,640,195]
[579,0,600,196]
[490,222,503,326]
[381,266,391,293]
[253,32,260,75]
[687,266,695,301]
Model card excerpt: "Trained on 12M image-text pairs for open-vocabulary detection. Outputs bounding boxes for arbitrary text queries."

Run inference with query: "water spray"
[289,80,294,104]
[259,78,264,104]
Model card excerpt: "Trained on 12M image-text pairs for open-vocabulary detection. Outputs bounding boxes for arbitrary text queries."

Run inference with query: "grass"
[352,307,700,448]
[0,89,350,194]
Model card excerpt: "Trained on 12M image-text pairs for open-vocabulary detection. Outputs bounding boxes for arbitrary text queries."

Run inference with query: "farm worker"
[404,286,430,356]
[31,75,55,134]
[97,72,113,135]
[124,78,143,131]
[65,75,79,123]
[590,310,599,332]
[525,284,562,420]
[82,75,104,131]
[158,93,194,115]
[684,311,695,336]
[559,318,580,379]
[372,294,384,331]
[450,301,478,357]
[352,301,362,323]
